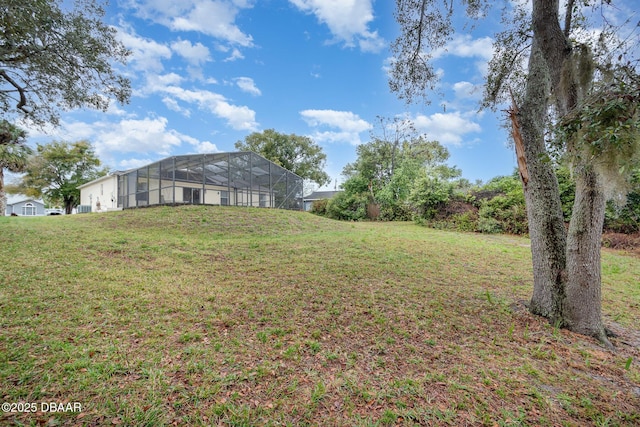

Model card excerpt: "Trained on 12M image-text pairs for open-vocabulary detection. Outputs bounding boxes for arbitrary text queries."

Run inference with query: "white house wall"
[79,175,118,212]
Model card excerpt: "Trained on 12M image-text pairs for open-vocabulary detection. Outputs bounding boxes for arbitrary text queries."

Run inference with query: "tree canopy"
[0,0,131,127]
[0,120,31,214]
[331,118,461,221]
[235,129,330,187]
[15,140,107,213]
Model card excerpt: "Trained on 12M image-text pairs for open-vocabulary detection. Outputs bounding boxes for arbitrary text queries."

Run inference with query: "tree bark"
[518,39,568,324]
[564,164,610,345]
[530,0,609,343]
[0,168,6,216]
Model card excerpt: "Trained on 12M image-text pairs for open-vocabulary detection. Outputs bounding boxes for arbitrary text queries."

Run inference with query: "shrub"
[310,199,328,216]
[325,192,368,221]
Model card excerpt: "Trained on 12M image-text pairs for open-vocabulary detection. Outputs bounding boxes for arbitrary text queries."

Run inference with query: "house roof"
[77,171,127,190]
[303,191,342,201]
[5,195,44,206]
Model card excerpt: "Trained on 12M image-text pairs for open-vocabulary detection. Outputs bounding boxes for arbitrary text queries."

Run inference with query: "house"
[4,196,46,216]
[77,171,125,213]
[303,190,342,211]
[78,152,304,212]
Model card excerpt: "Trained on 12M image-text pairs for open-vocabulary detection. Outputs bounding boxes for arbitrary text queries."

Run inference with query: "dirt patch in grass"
[1,207,639,426]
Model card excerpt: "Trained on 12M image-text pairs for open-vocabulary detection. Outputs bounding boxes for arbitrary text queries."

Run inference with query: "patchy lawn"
[1,206,638,426]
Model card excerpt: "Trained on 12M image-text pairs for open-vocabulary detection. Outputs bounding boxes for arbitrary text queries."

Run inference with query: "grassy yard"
[1,205,639,426]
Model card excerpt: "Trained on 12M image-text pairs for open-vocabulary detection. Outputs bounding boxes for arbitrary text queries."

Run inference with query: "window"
[259,193,267,207]
[100,183,104,196]
[22,203,36,216]
[220,191,229,206]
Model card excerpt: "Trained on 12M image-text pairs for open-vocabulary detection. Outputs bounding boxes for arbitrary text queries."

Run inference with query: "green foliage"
[0,120,32,215]
[604,168,640,233]
[235,129,330,187]
[324,191,368,221]
[475,174,528,235]
[336,128,460,222]
[309,199,328,216]
[0,121,31,172]
[555,163,576,222]
[408,172,454,220]
[18,140,107,213]
[0,0,131,127]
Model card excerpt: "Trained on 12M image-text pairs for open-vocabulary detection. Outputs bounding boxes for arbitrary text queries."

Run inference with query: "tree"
[340,121,460,220]
[17,140,107,213]
[390,0,640,345]
[0,120,31,214]
[0,0,131,127]
[235,129,330,187]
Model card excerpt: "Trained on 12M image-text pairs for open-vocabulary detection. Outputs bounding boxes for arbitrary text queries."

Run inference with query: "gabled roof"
[303,191,342,201]
[77,171,128,190]
[5,196,45,206]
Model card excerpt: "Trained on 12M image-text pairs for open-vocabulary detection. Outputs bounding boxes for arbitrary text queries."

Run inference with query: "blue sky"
[23,1,532,190]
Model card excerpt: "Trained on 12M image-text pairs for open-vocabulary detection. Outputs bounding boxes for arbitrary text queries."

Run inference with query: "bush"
[408,174,453,220]
[310,199,328,216]
[478,206,504,234]
[325,192,368,221]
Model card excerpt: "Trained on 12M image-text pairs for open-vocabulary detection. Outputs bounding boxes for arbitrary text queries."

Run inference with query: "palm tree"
[0,120,32,215]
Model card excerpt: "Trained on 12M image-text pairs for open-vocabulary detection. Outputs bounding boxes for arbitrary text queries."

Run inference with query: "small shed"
[5,197,46,216]
[303,191,342,211]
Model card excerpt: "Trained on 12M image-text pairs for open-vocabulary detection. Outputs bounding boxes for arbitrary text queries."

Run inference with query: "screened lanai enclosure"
[117,152,303,210]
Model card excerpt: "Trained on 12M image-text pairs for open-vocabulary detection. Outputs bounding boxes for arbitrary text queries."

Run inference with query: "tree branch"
[563,0,575,37]
[0,69,28,111]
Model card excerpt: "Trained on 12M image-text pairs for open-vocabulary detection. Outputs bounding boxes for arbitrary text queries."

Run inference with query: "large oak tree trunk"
[518,39,568,324]
[564,164,609,343]
[526,0,608,343]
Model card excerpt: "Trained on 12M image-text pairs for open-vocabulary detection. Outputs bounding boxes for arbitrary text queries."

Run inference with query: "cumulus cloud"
[411,112,482,146]
[162,97,192,117]
[235,77,261,96]
[432,35,494,60]
[96,117,183,156]
[300,109,372,145]
[116,29,172,73]
[119,158,157,170]
[34,116,222,169]
[452,81,484,102]
[289,0,384,52]
[137,74,258,130]
[129,0,254,47]
[160,86,258,130]
[170,39,212,65]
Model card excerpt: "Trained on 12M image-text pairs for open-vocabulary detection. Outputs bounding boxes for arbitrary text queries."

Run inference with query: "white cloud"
[300,109,372,145]
[452,81,483,101]
[170,39,212,65]
[289,0,384,52]
[161,86,258,130]
[117,29,172,72]
[143,73,185,94]
[129,0,254,47]
[223,48,245,62]
[119,158,156,170]
[96,117,183,156]
[411,112,482,146]
[162,97,192,117]
[432,35,494,61]
[235,77,261,96]
[137,73,258,130]
[300,109,371,132]
[182,135,220,153]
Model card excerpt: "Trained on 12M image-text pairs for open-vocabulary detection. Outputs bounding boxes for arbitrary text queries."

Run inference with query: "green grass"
[1,205,639,426]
